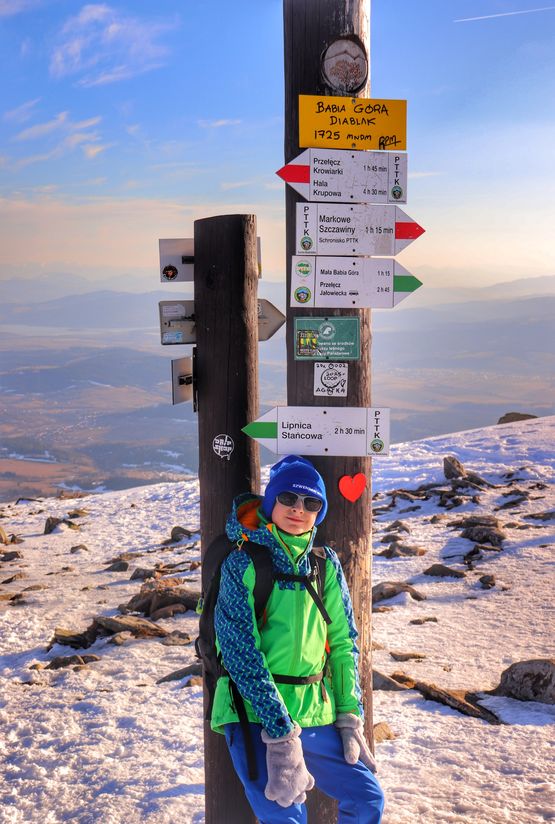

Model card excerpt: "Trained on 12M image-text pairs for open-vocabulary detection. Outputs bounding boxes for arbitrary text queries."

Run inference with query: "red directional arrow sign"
[277,148,407,204]
[296,202,424,256]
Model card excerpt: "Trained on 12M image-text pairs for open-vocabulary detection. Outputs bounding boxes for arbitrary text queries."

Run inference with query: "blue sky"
[1,0,554,289]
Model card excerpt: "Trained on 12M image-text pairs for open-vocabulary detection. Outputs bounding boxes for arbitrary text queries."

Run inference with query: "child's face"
[271,495,319,535]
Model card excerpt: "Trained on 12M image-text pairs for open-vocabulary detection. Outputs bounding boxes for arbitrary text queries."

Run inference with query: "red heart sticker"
[338,473,367,502]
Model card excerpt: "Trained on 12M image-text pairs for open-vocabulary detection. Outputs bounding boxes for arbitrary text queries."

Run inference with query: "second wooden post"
[195,213,259,824]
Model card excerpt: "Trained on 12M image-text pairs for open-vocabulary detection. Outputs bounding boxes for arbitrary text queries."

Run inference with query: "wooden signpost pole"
[283,3,374,821]
[195,214,259,824]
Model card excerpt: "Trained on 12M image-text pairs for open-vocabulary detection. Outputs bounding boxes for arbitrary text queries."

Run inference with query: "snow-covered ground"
[0,416,553,823]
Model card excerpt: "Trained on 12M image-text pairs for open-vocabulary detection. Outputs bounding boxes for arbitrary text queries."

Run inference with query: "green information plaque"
[294,317,360,361]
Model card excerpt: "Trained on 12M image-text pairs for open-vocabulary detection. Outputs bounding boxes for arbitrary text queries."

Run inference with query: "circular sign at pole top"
[213,434,235,460]
[321,37,368,94]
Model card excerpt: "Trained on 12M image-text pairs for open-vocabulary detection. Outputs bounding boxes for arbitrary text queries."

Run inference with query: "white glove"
[335,713,377,773]
[261,723,315,807]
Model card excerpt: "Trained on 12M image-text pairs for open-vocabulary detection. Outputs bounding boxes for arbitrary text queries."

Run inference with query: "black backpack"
[195,533,332,780]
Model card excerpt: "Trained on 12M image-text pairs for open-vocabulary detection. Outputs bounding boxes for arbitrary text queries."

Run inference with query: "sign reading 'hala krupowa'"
[276,149,407,204]
[299,94,406,151]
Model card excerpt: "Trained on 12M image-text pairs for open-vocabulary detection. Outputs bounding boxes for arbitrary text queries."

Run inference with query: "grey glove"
[335,713,377,773]
[261,723,315,807]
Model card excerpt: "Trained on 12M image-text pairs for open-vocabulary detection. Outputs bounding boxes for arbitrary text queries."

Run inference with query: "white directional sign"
[296,203,424,256]
[277,149,407,204]
[159,299,284,345]
[257,299,286,341]
[243,406,390,457]
[159,237,264,281]
[171,356,193,405]
[159,239,194,282]
[159,300,196,345]
[290,256,422,309]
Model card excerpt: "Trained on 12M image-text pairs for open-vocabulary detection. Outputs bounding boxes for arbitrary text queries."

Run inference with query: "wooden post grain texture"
[195,214,259,824]
[284,2,374,821]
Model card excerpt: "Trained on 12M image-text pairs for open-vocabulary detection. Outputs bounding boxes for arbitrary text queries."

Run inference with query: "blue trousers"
[224,722,385,824]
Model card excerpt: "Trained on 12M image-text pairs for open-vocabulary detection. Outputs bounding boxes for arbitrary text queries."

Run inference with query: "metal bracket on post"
[192,346,198,413]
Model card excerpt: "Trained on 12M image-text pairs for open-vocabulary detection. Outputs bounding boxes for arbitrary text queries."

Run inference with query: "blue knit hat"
[262,455,328,525]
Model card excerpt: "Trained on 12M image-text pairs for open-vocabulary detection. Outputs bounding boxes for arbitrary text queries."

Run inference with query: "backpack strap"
[274,548,332,626]
[200,533,235,594]
[272,668,328,702]
[307,560,332,626]
[242,541,274,620]
[310,547,329,620]
[229,680,259,781]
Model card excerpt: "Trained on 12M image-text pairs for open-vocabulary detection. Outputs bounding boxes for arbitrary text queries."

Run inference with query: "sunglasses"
[276,491,323,513]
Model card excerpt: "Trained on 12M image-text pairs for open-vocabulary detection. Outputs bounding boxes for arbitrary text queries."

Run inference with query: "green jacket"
[211,493,362,738]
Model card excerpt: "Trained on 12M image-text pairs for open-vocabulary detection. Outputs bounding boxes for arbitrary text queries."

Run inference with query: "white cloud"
[14,112,68,141]
[50,4,177,86]
[84,177,107,186]
[0,193,286,279]
[0,0,39,17]
[7,111,108,167]
[78,64,165,88]
[63,131,99,150]
[82,143,111,159]
[31,184,59,194]
[73,3,111,25]
[197,119,242,128]
[3,98,41,124]
[408,171,441,180]
[220,179,258,191]
[20,37,32,56]
[13,149,59,169]
[455,6,555,23]
[70,116,102,131]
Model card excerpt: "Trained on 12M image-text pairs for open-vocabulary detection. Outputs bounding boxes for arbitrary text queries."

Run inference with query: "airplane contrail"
[455,6,555,22]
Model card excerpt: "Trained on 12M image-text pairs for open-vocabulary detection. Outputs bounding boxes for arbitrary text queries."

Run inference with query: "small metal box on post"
[194,214,259,824]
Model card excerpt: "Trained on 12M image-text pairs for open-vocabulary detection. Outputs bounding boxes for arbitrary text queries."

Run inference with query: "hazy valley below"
[0,275,553,502]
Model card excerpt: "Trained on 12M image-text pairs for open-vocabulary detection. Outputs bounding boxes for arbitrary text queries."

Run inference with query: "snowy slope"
[0,417,553,823]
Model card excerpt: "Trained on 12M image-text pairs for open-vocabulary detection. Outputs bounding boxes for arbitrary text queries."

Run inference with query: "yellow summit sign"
[299,94,406,151]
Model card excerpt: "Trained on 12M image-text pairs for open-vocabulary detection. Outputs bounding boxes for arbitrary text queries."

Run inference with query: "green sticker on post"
[294,317,360,361]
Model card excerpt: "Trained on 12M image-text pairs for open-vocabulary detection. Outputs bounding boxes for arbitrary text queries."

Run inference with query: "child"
[212,454,384,823]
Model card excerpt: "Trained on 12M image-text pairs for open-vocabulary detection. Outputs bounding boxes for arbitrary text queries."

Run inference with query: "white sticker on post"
[212,434,234,460]
[313,362,348,397]
[162,303,188,319]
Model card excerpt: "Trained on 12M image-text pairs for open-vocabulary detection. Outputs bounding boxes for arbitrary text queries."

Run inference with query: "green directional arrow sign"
[242,406,390,457]
[393,272,422,306]
[290,257,422,309]
[393,273,421,293]
[242,420,278,439]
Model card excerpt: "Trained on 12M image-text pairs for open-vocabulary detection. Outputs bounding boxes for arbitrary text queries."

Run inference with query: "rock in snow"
[492,659,555,704]
[372,581,426,604]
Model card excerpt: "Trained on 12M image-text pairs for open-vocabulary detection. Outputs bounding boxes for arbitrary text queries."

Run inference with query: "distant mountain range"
[1,270,554,311]
[0,276,553,500]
